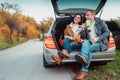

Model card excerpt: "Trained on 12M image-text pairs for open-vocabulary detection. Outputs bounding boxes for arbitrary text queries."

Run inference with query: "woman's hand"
[70,37,75,41]
[74,35,81,42]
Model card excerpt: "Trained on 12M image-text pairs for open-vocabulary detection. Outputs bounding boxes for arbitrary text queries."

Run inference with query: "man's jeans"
[64,38,81,53]
[80,40,101,72]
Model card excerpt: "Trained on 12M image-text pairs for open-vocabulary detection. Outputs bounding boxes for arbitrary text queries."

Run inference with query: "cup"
[86,20,91,27]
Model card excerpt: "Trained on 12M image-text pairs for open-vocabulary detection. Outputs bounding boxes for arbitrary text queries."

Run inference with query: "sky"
[0,0,120,23]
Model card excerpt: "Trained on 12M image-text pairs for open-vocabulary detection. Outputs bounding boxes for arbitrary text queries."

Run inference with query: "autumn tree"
[27,25,39,39]
[23,15,39,39]
[12,13,22,41]
[0,25,10,42]
[0,2,22,43]
[5,15,15,43]
[0,2,42,43]
[24,16,37,27]
[0,2,21,13]
[0,9,11,42]
[38,18,53,33]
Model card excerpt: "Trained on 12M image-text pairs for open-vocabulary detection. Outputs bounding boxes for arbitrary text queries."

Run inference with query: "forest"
[0,2,53,46]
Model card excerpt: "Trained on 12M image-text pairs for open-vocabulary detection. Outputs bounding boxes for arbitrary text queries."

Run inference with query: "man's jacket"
[94,17,110,51]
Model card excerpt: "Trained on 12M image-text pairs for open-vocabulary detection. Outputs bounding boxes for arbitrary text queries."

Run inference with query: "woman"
[52,13,87,65]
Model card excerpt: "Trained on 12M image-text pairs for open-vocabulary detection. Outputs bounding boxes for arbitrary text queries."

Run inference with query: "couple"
[52,10,110,80]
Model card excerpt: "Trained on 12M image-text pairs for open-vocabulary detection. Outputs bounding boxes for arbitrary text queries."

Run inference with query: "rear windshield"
[56,0,101,10]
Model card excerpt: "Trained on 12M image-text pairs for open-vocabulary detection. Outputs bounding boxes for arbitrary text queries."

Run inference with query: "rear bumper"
[43,46,116,64]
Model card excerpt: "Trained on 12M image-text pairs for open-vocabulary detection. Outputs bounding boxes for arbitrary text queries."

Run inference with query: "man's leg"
[75,41,101,80]
[75,40,91,66]
[81,42,101,72]
[80,40,91,59]
[75,40,90,79]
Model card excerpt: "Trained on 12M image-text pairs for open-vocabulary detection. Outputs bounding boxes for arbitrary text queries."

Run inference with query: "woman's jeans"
[80,40,101,72]
[63,38,81,53]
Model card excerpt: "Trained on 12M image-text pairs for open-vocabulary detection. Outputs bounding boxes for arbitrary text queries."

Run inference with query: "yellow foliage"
[0,25,11,42]
[0,9,40,40]
[0,25,10,36]
[27,26,39,38]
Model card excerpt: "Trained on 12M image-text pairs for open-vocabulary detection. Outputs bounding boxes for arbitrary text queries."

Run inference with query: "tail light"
[108,35,115,48]
[44,36,56,49]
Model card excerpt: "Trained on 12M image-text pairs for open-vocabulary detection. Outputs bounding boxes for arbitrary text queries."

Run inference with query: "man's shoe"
[75,54,88,66]
[75,71,88,80]
[58,50,69,58]
[51,55,62,65]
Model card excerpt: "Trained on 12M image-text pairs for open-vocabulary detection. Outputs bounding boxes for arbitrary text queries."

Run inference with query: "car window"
[56,0,101,10]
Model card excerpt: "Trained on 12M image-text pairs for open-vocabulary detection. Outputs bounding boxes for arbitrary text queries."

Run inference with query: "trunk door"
[51,0,107,16]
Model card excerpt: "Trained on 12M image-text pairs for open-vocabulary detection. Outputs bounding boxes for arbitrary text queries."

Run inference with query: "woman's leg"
[63,38,71,53]
[64,38,81,53]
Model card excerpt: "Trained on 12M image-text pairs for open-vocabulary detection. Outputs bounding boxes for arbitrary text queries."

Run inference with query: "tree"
[0,2,21,43]
[0,2,21,13]
[0,25,10,42]
[0,2,41,43]
[6,15,15,43]
[25,16,37,27]
[27,25,39,39]
[12,13,25,41]
[38,18,53,33]
[0,9,11,42]
[0,15,4,26]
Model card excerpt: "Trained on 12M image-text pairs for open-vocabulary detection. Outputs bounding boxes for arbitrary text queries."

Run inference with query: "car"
[43,0,116,68]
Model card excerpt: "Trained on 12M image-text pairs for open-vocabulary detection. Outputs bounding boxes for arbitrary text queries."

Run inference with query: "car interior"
[52,15,118,51]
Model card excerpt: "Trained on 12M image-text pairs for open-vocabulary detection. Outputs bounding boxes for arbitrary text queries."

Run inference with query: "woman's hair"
[72,13,82,25]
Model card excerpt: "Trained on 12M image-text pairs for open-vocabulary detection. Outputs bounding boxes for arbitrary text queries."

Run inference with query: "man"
[74,10,110,80]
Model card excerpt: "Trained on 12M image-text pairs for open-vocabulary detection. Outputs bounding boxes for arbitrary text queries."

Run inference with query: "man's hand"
[91,37,99,44]
[81,23,86,29]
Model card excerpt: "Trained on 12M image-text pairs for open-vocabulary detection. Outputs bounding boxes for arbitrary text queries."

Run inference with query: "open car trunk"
[52,17,120,51]
[52,17,73,50]
[51,0,107,16]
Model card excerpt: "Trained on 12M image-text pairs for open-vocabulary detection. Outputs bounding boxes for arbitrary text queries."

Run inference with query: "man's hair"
[86,10,95,16]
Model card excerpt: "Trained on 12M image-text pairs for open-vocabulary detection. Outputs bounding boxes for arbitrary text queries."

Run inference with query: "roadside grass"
[84,49,120,80]
[0,37,28,50]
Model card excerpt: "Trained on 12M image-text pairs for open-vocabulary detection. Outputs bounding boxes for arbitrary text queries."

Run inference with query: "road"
[0,39,80,80]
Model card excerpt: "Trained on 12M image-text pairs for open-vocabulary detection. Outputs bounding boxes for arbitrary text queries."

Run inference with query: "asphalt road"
[0,39,80,80]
